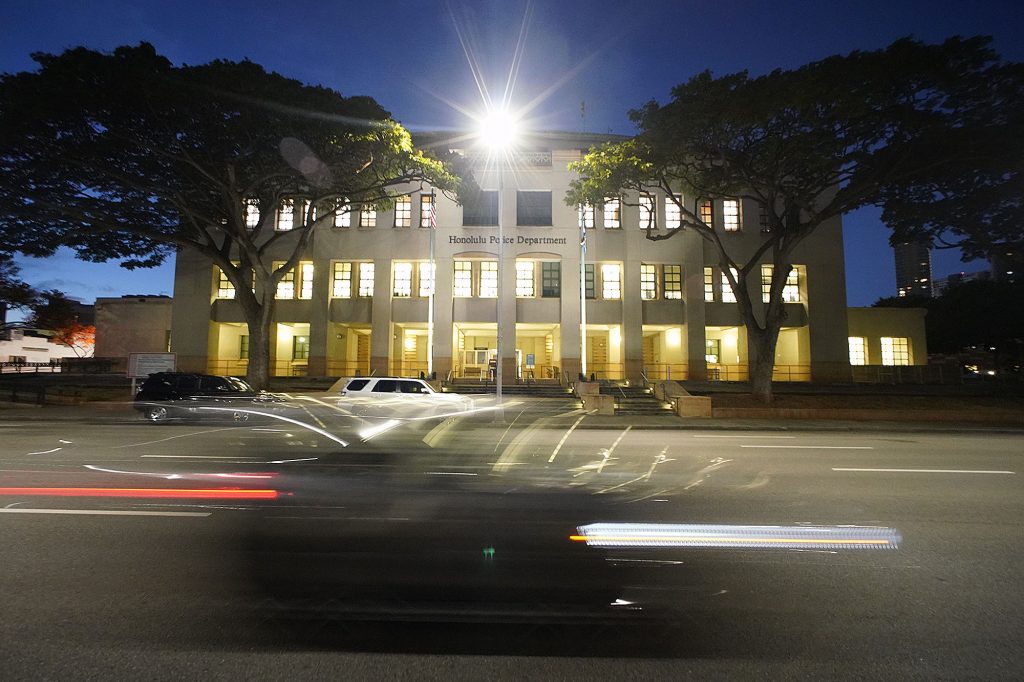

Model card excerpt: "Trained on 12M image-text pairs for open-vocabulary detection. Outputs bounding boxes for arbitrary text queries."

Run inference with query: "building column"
[306,258,331,377]
[171,250,214,373]
[622,259,644,383]
[431,256,454,379]
[561,255,581,382]
[683,232,707,381]
[499,251,517,382]
[370,258,392,376]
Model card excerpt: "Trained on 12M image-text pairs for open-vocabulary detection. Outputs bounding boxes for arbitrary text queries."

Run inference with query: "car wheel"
[232,411,250,422]
[146,405,169,422]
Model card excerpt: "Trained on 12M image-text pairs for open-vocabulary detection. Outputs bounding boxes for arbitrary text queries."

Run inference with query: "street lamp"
[477,109,519,412]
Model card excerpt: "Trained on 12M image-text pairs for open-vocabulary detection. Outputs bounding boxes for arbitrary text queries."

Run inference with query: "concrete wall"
[847,307,928,365]
[95,296,173,360]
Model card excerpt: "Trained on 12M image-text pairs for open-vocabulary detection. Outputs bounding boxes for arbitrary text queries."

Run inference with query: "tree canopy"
[0,43,460,387]
[566,36,1023,401]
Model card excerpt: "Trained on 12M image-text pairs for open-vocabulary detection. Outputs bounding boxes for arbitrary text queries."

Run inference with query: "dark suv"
[133,372,274,422]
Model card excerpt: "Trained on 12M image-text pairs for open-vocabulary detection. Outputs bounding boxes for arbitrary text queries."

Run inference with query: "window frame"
[640,263,657,300]
[277,199,295,231]
[453,261,473,297]
[359,205,376,228]
[332,262,352,298]
[392,261,413,297]
[515,260,536,297]
[516,190,553,227]
[848,337,867,366]
[420,194,436,228]
[541,261,561,298]
[357,262,375,297]
[393,196,412,228]
[418,262,435,297]
[722,199,741,232]
[603,197,621,229]
[639,196,656,230]
[479,260,498,298]
[665,195,682,230]
[462,190,499,226]
[663,264,682,300]
[601,263,622,300]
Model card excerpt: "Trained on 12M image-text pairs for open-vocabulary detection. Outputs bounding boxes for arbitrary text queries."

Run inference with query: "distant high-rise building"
[989,243,1022,284]
[894,241,933,298]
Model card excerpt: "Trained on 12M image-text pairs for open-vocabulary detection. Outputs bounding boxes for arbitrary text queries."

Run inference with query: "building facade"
[894,240,933,298]
[94,295,173,360]
[170,132,861,384]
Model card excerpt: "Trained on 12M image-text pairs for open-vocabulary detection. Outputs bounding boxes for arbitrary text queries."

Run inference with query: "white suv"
[328,376,474,419]
[339,377,439,397]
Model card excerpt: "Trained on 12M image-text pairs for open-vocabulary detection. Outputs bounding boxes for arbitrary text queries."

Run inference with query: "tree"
[566,37,1023,402]
[24,289,95,357]
[0,44,459,388]
[0,253,36,321]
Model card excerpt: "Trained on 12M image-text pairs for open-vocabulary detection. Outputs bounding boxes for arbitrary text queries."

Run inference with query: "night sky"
[3,0,1022,308]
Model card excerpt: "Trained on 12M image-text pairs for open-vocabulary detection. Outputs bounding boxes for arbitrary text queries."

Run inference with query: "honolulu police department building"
[169,132,925,385]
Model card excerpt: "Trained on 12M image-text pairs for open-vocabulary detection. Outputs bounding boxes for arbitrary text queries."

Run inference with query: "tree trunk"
[238,297,275,391]
[747,323,783,404]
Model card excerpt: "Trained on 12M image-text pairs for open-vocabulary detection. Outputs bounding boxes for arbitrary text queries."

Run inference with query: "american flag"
[429,192,437,229]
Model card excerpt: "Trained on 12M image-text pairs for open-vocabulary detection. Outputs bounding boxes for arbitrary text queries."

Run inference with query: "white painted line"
[26,447,62,455]
[0,509,211,517]
[140,455,260,459]
[741,445,874,449]
[692,435,796,439]
[425,471,478,476]
[548,414,588,463]
[833,467,1015,474]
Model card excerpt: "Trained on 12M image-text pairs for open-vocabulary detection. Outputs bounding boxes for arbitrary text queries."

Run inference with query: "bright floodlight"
[478,109,519,150]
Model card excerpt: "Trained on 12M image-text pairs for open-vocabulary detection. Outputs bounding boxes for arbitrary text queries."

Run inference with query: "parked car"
[133,372,278,422]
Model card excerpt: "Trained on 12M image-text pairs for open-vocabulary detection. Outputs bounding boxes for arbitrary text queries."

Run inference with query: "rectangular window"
[216,268,235,299]
[721,268,738,303]
[578,204,594,229]
[420,194,436,228]
[541,262,561,297]
[358,262,375,297]
[394,196,412,227]
[848,337,867,366]
[292,335,310,361]
[463,190,498,226]
[601,263,622,300]
[453,261,472,297]
[418,262,435,297]
[359,205,376,228]
[698,199,713,227]
[640,264,657,300]
[704,267,715,302]
[585,264,596,299]
[664,265,682,300]
[515,261,535,297]
[239,335,249,360]
[881,337,911,366]
[393,261,413,297]
[332,262,352,298]
[639,196,656,229]
[761,265,801,303]
[723,199,741,232]
[480,261,498,298]
[705,338,721,364]
[758,204,770,233]
[298,262,314,300]
[277,199,295,231]
[516,191,552,226]
[275,262,295,299]
[244,199,260,230]
[603,197,621,229]
[334,200,351,228]
[665,195,682,229]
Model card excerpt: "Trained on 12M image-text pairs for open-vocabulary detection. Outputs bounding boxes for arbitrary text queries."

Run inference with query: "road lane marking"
[26,448,62,455]
[140,455,261,459]
[0,509,211,517]
[741,445,874,449]
[113,428,241,449]
[832,467,1015,474]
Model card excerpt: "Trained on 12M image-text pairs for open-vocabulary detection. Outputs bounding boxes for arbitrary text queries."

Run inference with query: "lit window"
[334,200,351,228]
[420,194,436,228]
[849,337,867,366]
[664,265,682,300]
[453,261,472,297]
[762,265,801,303]
[516,261,535,297]
[298,262,314,300]
[393,262,413,297]
[275,262,294,299]
[640,264,657,300]
[239,335,249,360]
[332,262,352,298]
[480,261,498,298]
[244,199,260,230]
[216,268,235,299]
[603,197,621,229]
[359,205,376,228]
[300,200,313,225]
[705,338,721,364]
[639,196,656,229]
[704,267,715,302]
[698,199,713,227]
[542,262,561,297]
[358,262,375,297]
[665,195,682,229]
[723,199,740,232]
[578,204,594,229]
[585,264,596,299]
[881,337,911,366]
[721,268,738,303]
[277,199,295,231]
[418,262,435,296]
[292,335,310,361]
[602,263,622,300]
[394,196,411,227]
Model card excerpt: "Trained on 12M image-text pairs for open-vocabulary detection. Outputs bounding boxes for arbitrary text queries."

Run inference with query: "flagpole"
[427,193,435,379]
[580,210,587,380]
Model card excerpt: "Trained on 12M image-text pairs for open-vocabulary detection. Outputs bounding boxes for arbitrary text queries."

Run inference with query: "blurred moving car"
[326,376,475,419]
[133,372,278,422]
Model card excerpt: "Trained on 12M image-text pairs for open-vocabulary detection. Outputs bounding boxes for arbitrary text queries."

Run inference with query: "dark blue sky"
[4,0,1022,306]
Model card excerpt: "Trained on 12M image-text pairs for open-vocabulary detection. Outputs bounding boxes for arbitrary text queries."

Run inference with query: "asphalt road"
[0,401,1021,679]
